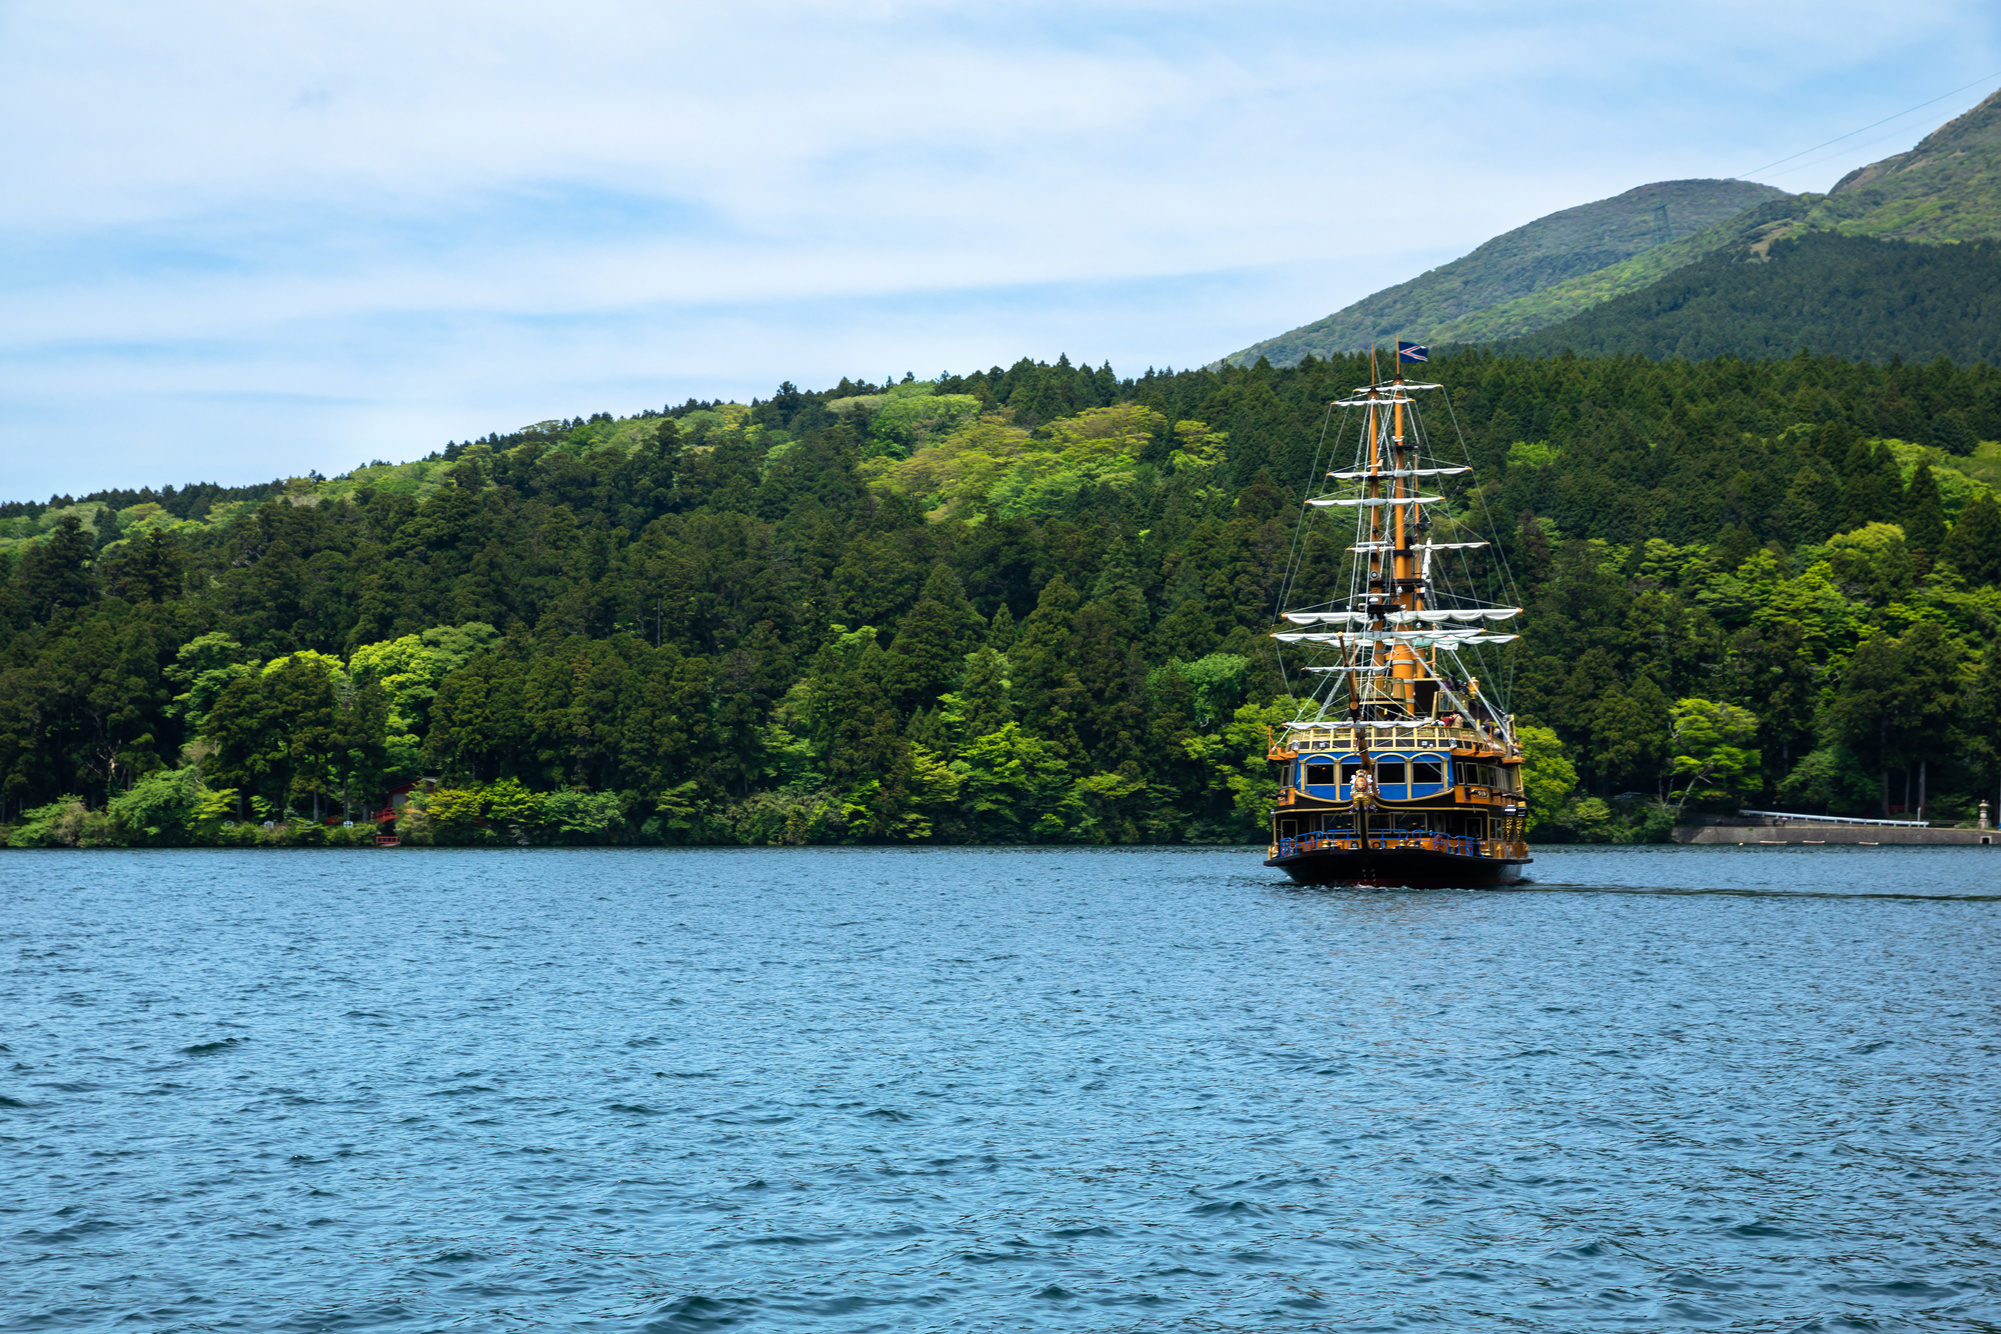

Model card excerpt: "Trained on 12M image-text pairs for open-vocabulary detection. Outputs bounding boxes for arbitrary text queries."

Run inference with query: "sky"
[4,0,2000,499]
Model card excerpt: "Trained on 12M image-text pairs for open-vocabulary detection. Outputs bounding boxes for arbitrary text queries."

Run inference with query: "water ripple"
[1,844,1997,1331]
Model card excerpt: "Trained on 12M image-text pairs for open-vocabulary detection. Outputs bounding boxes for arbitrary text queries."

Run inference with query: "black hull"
[1266,845,1529,888]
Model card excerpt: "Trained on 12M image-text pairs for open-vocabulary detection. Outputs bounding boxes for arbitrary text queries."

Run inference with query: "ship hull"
[1265,844,1529,888]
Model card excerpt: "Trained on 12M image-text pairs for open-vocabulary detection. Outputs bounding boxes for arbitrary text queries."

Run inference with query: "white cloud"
[3,0,1999,495]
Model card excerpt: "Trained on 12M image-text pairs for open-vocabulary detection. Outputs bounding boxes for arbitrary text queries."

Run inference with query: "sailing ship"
[1265,344,1531,887]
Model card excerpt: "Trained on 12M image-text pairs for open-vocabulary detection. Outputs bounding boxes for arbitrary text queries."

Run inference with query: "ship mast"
[1272,344,1521,744]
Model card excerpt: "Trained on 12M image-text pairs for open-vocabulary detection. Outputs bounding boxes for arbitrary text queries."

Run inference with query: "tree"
[100,528,187,604]
[1940,492,2001,586]
[16,515,97,621]
[1591,674,1672,793]
[886,564,985,709]
[1775,464,1836,548]
[1516,724,1577,837]
[944,647,1014,743]
[1837,441,1902,531]
[203,652,348,817]
[1665,698,1761,818]
[1010,575,1084,755]
[1823,625,1956,817]
[1903,462,1947,567]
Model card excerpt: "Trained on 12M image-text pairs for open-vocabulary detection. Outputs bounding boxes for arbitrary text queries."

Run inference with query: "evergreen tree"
[1930,408,1976,456]
[1837,441,1902,531]
[1089,534,1150,635]
[949,646,1015,740]
[15,344,2001,846]
[1591,673,1671,792]
[1011,575,1083,757]
[1151,598,1219,661]
[985,604,1017,652]
[1941,492,2001,585]
[1775,465,1834,548]
[886,564,986,709]
[1903,462,1947,565]
[17,514,96,622]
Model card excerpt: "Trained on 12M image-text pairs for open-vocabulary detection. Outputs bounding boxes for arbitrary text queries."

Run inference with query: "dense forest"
[1509,233,2001,365]
[4,346,2000,848]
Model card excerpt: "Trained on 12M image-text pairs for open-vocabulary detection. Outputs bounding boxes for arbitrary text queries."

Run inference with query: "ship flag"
[1397,341,1429,363]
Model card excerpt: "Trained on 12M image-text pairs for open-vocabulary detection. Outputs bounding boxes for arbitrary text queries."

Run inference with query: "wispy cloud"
[4,0,1998,495]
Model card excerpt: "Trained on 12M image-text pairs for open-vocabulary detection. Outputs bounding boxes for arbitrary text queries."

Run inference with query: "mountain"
[1505,231,2001,364]
[1457,89,2001,348]
[1227,88,2001,367]
[1500,89,2001,364]
[1220,179,1790,367]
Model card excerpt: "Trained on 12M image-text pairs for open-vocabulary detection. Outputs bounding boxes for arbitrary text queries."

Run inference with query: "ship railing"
[1280,723,1500,752]
[1276,832,1493,860]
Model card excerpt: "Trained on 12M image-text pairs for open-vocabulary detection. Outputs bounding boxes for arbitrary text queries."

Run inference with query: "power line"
[1739,73,1999,179]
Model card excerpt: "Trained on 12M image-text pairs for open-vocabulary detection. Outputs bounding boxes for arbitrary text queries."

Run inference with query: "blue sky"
[4,0,1999,498]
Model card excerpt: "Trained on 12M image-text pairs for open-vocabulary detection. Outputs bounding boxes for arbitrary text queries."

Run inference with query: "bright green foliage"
[7,796,90,847]
[954,723,1076,841]
[168,633,255,731]
[1516,725,1578,836]
[1777,746,1880,813]
[188,785,240,836]
[1824,524,1915,603]
[1666,699,1762,815]
[349,622,498,732]
[484,777,543,834]
[540,789,625,839]
[1173,654,1250,728]
[105,766,204,844]
[842,745,961,840]
[866,385,983,458]
[424,787,487,841]
[862,402,1175,521]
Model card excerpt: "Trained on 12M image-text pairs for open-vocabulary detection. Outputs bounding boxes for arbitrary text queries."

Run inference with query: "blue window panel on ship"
[1298,751,1452,800]
[1409,753,1447,797]
[1299,756,1341,798]
[1377,754,1409,799]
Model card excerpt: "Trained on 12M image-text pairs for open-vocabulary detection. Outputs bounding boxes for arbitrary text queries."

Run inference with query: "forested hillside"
[1509,233,2001,364]
[5,349,2001,848]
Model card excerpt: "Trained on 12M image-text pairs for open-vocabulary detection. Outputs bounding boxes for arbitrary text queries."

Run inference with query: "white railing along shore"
[1738,809,1931,829]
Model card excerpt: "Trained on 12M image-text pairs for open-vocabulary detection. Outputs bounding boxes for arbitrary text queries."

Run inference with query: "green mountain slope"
[1807,86,2001,241]
[1430,195,1815,343]
[1446,88,2001,347]
[1506,231,2001,364]
[1221,179,1789,366]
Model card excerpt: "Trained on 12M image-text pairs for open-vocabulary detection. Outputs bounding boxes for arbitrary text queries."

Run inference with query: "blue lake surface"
[3,845,1998,1332]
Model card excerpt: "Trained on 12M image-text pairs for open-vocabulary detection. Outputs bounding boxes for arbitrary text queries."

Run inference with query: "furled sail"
[1327,467,1469,479]
[1273,629,1517,645]
[1384,608,1520,623]
[1309,495,1445,508]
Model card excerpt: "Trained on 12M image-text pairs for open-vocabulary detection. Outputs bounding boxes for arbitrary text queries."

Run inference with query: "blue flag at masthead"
[1397,341,1428,363]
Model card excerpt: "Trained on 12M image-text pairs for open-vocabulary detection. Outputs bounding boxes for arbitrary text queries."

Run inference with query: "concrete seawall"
[1673,825,1995,846]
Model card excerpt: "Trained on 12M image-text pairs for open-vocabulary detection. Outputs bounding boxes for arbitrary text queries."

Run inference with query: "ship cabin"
[1268,721,1527,859]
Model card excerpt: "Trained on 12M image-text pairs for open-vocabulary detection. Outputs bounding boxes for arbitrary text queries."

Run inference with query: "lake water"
[4,845,1998,1332]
